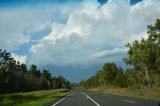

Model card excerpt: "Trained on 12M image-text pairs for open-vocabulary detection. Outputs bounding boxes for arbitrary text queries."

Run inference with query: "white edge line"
[123,99,136,103]
[80,90,101,106]
[52,92,73,106]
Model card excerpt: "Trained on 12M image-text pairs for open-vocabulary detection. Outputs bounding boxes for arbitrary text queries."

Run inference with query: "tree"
[80,62,124,88]
[123,19,160,87]
[102,63,117,85]
[114,67,127,87]
[42,69,51,81]
[20,63,27,72]
[147,19,160,73]
[0,49,71,93]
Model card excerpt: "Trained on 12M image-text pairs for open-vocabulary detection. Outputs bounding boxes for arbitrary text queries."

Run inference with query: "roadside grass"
[0,89,70,106]
[89,86,160,101]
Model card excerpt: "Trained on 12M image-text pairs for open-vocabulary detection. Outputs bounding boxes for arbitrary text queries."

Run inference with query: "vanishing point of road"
[44,89,160,106]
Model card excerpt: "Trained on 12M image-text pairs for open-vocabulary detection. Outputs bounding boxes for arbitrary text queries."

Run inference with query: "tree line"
[80,19,160,89]
[0,50,70,93]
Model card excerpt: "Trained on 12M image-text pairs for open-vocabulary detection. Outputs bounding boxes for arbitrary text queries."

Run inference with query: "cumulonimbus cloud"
[11,53,27,64]
[27,0,160,66]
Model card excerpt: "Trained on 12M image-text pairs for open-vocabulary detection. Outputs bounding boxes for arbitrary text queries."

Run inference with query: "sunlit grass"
[89,86,160,101]
[0,89,70,106]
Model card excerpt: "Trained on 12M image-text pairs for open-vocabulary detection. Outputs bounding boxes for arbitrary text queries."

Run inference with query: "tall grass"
[89,86,160,101]
[0,89,70,106]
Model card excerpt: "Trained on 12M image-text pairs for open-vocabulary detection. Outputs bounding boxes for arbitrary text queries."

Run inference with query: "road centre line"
[52,92,73,106]
[123,99,136,104]
[80,90,101,106]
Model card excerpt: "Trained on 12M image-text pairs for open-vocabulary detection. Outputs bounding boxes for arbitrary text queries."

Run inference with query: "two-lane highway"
[51,89,99,106]
[45,89,160,106]
[85,90,159,106]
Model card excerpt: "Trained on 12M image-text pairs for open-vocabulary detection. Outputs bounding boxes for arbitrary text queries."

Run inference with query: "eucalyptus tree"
[123,19,160,87]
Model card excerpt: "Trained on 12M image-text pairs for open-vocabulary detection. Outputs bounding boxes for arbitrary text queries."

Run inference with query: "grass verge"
[0,89,70,106]
[89,86,160,101]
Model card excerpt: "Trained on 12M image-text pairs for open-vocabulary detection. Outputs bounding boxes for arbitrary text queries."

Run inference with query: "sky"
[0,0,160,82]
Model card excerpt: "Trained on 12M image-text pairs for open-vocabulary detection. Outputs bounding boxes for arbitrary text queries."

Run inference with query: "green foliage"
[0,89,69,106]
[81,19,160,90]
[103,63,117,85]
[0,49,71,94]
[123,19,160,87]
[80,62,127,88]
[114,69,127,87]
[154,74,160,88]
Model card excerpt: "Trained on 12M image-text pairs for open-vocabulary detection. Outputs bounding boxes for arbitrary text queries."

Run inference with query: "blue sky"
[0,0,160,82]
[0,0,142,6]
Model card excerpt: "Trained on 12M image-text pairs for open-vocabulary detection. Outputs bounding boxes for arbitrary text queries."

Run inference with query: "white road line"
[123,99,136,104]
[52,92,72,106]
[80,90,101,106]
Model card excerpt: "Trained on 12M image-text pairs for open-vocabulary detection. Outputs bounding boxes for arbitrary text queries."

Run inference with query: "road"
[44,89,160,106]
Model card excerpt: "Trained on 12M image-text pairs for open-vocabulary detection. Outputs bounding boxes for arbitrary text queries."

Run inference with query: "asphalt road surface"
[45,89,160,106]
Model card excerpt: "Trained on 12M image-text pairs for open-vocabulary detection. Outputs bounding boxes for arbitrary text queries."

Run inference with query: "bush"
[154,74,160,89]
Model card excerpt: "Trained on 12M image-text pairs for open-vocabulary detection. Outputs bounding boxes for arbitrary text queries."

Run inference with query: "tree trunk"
[126,79,129,87]
[139,70,145,88]
[145,67,151,88]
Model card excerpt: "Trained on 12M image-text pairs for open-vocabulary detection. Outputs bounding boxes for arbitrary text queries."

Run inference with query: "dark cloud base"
[39,61,126,83]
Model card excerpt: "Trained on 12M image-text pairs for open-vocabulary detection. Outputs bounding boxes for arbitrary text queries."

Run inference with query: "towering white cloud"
[0,0,160,82]
[27,0,160,66]
[11,53,27,64]
[0,0,160,67]
[0,5,62,51]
